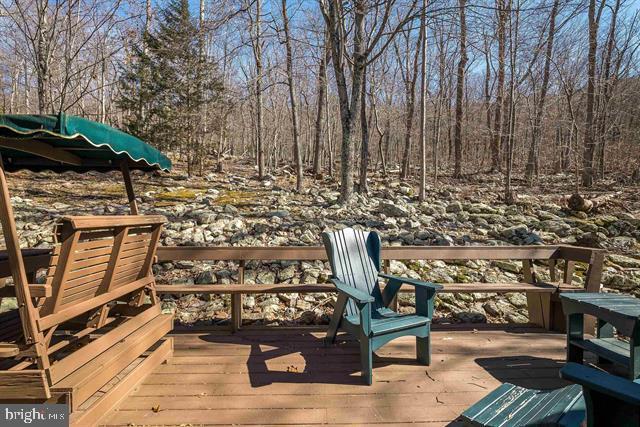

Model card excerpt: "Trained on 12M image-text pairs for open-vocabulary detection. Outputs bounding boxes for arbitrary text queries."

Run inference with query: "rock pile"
[4,168,639,326]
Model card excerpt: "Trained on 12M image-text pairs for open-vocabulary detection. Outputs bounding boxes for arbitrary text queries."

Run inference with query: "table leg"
[631,327,640,380]
[597,319,614,364]
[567,313,584,363]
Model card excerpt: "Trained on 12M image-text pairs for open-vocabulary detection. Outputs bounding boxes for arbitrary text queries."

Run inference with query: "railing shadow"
[197,331,425,387]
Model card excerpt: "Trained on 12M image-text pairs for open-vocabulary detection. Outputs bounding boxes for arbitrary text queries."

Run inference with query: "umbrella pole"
[0,156,39,345]
[121,161,139,215]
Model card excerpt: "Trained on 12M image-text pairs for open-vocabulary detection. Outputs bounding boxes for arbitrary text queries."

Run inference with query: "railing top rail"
[155,245,603,263]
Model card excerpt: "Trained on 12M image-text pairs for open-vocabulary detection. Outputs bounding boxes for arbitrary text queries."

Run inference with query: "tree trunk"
[525,0,558,185]
[253,0,265,179]
[418,0,427,201]
[358,65,369,194]
[491,0,508,172]
[596,0,621,179]
[399,28,422,180]
[453,0,468,178]
[581,0,601,187]
[483,34,492,169]
[282,0,303,192]
[312,32,329,179]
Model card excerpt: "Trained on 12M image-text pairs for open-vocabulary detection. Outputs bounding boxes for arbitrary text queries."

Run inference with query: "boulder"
[446,201,463,213]
[378,201,410,217]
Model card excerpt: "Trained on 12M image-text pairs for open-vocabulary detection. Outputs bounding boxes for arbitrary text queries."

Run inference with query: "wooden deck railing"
[0,245,605,332]
[154,245,605,331]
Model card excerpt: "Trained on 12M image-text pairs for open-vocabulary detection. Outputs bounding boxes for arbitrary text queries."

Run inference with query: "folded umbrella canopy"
[0,113,171,172]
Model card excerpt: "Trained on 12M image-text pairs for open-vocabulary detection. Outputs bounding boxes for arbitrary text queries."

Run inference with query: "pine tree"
[118,0,223,172]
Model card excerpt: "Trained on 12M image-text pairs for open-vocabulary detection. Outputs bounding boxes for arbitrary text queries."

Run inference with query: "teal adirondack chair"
[461,362,640,426]
[321,228,442,385]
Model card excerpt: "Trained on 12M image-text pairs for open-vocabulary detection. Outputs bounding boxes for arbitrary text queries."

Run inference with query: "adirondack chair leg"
[325,294,347,347]
[416,334,431,365]
[360,339,373,385]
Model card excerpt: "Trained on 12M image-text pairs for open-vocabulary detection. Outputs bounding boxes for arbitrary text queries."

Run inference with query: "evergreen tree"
[118,0,223,172]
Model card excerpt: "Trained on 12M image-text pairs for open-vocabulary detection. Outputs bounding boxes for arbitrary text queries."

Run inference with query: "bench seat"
[52,311,172,411]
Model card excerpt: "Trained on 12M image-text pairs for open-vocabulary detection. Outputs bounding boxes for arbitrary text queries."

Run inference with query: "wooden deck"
[101,326,576,426]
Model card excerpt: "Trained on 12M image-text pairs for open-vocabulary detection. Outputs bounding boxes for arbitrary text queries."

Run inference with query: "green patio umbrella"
[0,113,171,172]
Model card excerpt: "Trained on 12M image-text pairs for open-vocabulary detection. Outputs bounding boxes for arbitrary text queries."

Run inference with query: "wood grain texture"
[0,370,50,399]
[99,327,574,426]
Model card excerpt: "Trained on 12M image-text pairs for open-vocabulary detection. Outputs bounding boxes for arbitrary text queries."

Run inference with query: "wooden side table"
[560,292,640,380]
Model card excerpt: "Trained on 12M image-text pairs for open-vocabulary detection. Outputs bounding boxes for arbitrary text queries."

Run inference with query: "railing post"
[384,259,399,312]
[231,260,244,332]
[563,261,575,284]
[548,259,557,282]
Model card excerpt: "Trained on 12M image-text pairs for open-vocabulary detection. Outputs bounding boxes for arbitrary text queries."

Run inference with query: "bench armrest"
[560,362,640,405]
[379,273,443,291]
[329,278,375,304]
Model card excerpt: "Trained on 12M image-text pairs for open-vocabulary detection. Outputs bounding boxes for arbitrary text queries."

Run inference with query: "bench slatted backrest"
[37,215,165,331]
[321,228,384,317]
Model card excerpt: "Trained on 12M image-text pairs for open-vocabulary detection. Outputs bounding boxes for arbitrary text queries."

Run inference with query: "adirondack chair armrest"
[330,278,375,304]
[560,362,640,405]
[378,273,443,291]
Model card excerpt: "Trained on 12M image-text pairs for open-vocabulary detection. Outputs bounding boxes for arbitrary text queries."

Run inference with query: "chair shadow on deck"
[197,331,423,387]
[473,355,569,389]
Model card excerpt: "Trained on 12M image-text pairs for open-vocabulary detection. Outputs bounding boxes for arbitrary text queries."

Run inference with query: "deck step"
[570,337,630,367]
[51,313,172,410]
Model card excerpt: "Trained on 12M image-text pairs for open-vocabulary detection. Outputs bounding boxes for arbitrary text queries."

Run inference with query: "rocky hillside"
[3,160,639,326]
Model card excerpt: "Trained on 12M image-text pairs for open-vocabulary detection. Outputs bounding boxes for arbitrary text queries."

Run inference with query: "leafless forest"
[0,0,639,202]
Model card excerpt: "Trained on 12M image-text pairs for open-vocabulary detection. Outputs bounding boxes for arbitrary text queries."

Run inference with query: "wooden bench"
[0,215,172,426]
[154,245,605,331]
[461,362,640,426]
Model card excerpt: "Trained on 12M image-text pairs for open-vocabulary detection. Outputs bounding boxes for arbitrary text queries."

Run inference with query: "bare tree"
[581,0,605,187]
[319,0,416,202]
[247,0,265,179]
[525,0,559,185]
[491,0,508,172]
[418,0,427,201]
[312,31,330,178]
[453,0,468,178]
[281,0,303,192]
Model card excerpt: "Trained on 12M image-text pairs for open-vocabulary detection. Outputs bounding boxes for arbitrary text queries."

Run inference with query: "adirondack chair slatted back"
[37,215,165,330]
[322,228,383,316]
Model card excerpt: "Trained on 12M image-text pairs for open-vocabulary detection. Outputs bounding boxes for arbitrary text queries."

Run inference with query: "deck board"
[101,327,576,426]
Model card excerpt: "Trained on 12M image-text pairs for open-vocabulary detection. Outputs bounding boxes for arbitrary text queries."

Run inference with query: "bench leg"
[360,339,373,385]
[416,334,430,365]
[567,313,584,363]
[597,319,614,364]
